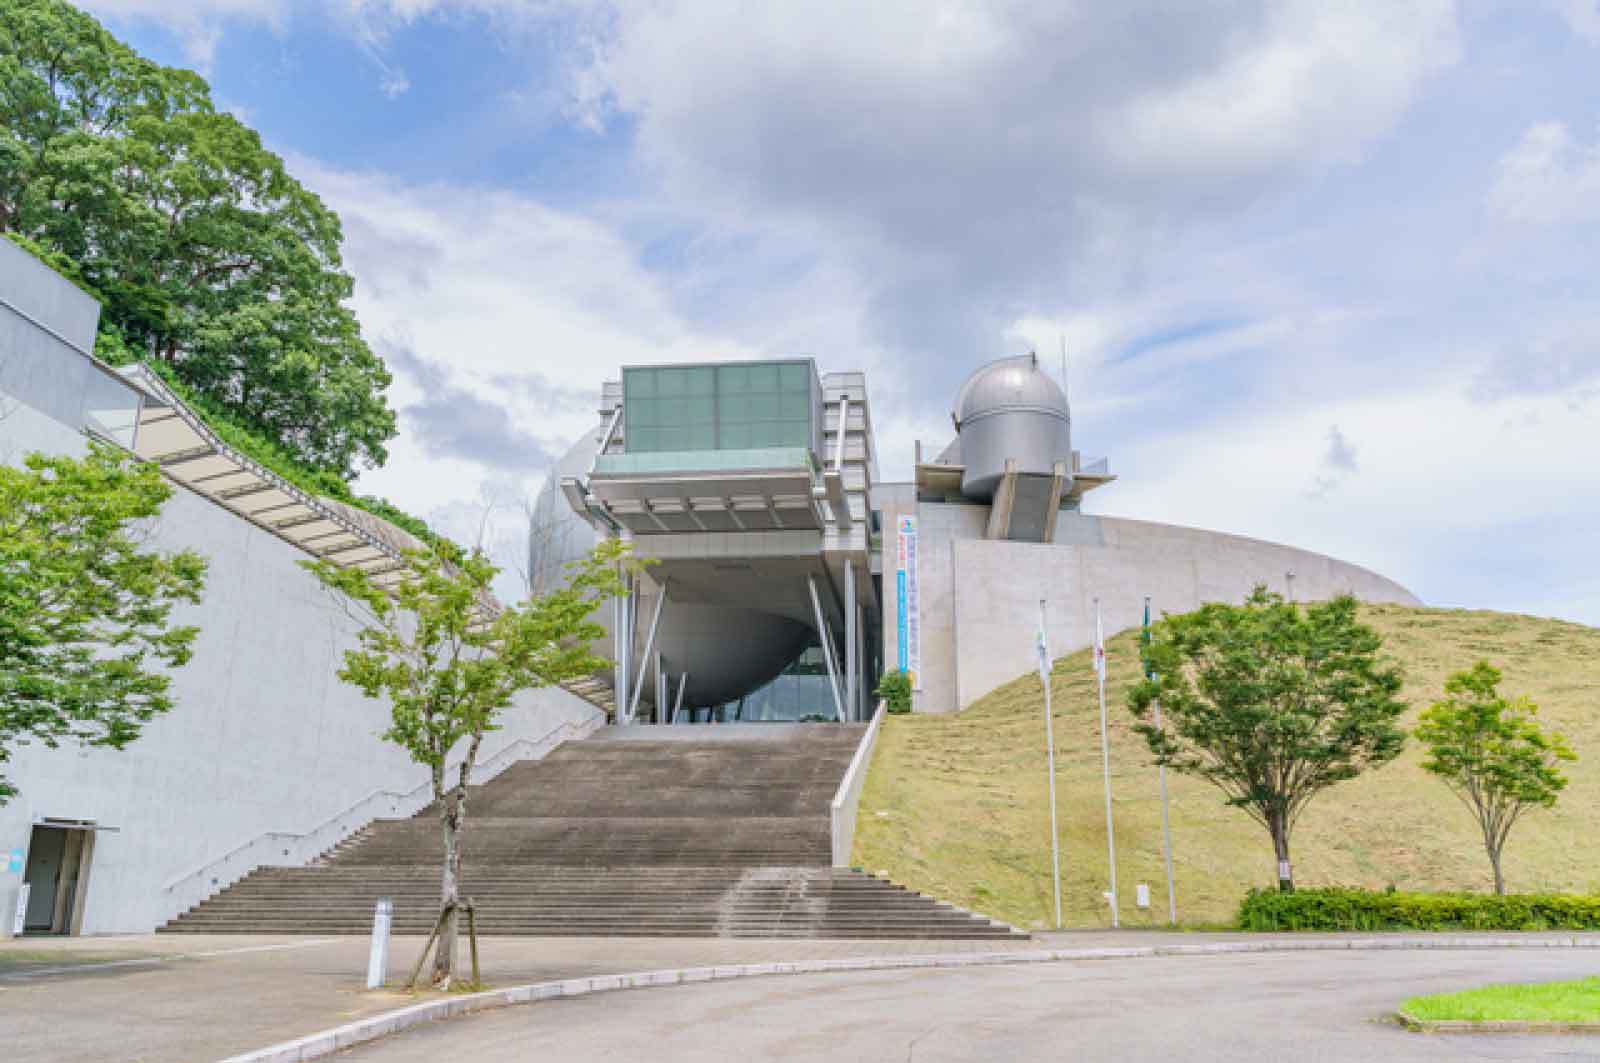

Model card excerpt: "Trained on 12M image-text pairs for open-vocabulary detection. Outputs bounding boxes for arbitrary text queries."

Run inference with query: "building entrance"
[21,825,93,935]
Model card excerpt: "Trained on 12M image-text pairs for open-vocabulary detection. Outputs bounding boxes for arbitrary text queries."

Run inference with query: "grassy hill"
[853,604,1600,930]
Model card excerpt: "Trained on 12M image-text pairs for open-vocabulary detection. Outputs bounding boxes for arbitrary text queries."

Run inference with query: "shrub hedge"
[1237,887,1600,932]
[877,669,913,714]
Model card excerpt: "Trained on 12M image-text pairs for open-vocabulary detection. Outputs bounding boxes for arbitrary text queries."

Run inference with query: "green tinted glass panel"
[780,392,810,418]
[624,367,655,397]
[623,361,816,454]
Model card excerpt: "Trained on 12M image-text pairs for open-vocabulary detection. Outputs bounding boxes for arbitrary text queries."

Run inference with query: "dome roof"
[953,353,1069,427]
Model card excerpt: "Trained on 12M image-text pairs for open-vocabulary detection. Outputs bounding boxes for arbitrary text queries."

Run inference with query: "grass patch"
[854,604,1600,929]
[1403,978,1600,1023]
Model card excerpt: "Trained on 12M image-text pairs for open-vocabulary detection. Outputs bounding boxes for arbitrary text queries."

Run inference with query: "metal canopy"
[119,366,420,573]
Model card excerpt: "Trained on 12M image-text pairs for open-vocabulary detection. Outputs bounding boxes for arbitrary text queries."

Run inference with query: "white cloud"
[557,0,1462,418]
[1106,387,1600,623]
[1103,3,1459,176]
[1550,0,1600,43]
[1489,121,1600,226]
[81,0,285,69]
[286,160,758,590]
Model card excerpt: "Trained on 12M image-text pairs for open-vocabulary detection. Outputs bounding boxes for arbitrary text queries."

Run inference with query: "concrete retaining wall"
[0,246,601,934]
[900,501,1420,713]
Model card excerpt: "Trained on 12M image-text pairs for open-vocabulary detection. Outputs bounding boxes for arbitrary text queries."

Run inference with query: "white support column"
[845,561,858,723]
[833,395,849,472]
[673,671,689,724]
[855,601,866,720]
[614,571,631,722]
[656,663,667,726]
[627,580,667,724]
[807,574,847,722]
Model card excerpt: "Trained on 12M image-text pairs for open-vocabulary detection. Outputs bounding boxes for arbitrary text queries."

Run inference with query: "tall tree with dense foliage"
[301,538,635,988]
[0,444,207,802]
[1128,589,1408,892]
[0,0,395,477]
[1416,660,1575,895]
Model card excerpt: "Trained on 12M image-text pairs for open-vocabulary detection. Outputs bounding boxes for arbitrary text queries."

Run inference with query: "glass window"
[748,363,778,392]
[623,361,817,455]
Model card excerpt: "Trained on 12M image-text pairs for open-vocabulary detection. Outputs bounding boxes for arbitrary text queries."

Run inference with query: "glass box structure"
[621,360,822,455]
[557,357,879,724]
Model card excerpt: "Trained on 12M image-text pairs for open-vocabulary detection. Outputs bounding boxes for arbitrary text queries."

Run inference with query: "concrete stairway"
[160,727,1024,939]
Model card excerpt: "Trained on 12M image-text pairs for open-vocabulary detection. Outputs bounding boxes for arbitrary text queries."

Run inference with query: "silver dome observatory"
[953,352,1072,502]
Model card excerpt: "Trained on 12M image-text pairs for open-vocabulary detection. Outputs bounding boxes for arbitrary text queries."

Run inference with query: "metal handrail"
[161,715,600,896]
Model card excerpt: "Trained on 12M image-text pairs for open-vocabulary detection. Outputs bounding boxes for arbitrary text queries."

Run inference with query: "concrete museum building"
[1,239,1418,938]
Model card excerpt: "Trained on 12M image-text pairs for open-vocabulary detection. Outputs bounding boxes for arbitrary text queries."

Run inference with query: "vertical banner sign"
[896,516,921,688]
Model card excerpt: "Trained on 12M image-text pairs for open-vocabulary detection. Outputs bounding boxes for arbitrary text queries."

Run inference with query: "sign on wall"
[896,515,921,689]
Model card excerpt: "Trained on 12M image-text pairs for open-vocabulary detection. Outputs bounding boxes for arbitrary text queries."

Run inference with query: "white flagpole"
[1038,599,1062,930]
[1148,595,1178,926]
[1094,597,1120,928]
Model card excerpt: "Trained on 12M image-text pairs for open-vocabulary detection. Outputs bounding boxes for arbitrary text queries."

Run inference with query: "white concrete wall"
[898,502,1420,713]
[1,251,602,934]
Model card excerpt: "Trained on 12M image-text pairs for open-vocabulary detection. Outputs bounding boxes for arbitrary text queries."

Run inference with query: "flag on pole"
[1094,607,1106,680]
[1142,598,1154,680]
[1036,621,1050,683]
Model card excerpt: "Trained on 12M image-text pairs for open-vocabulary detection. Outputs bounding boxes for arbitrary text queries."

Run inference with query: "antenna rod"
[1059,333,1069,404]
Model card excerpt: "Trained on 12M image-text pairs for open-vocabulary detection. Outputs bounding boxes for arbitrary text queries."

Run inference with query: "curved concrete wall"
[895,501,1419,713]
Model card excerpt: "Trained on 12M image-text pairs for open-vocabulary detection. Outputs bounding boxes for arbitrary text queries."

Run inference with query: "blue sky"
[85,1,1600,623]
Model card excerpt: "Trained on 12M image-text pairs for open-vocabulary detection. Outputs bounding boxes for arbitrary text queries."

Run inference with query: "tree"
[0,0,396,477]
[0,443,207,802]
[1415,661,1575,895]
[1127,589,1407,892]
[301,537,634,988]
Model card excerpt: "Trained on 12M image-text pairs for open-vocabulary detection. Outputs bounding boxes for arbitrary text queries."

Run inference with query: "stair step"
[162,728,1024,941]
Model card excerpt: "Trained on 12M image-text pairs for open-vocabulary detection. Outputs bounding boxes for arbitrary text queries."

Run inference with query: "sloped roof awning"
[119,367,412,587]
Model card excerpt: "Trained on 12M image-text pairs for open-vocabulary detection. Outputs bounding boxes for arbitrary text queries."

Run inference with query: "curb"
[222,936,1600,1062]
[1396,1008,1600,1034]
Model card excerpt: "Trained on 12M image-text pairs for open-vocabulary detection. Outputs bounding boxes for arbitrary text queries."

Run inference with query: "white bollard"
[366,897,392,989]
[12,883,30,936]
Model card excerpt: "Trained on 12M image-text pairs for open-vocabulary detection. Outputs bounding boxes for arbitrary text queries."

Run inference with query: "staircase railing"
[829,699,887,867]
[159,713,603,921]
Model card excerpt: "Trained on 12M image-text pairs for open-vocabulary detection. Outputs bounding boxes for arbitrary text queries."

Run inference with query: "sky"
[82,0,1600,624]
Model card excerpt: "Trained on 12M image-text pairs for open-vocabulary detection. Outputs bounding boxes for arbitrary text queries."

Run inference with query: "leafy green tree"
[0,0,395,477]
[301,538,635,988]
[0,444,207,802]
[1128,589,1407,892]
[1416,661,1575,896]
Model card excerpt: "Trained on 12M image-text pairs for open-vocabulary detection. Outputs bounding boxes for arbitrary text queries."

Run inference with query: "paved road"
[344,948,1600,1062]
[0,932,1054,1063]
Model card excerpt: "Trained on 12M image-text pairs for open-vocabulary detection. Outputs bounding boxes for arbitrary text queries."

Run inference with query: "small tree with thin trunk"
[1415,660,1574,896]
[301,536,633,988]
[1127,588,1407,892]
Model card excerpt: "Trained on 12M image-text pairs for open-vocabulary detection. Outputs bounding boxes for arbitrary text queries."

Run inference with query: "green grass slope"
[853,604,1600,930]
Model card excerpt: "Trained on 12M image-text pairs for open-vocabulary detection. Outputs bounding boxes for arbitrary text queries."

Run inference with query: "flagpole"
[1146,595,1178,927]
[1038,599,1063,930]
[1094,596,1119,928]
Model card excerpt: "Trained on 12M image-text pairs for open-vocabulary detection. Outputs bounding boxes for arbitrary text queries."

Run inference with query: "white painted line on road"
[1,938,340,982]
[189,939,341,960]
[219,936,1600,1063]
